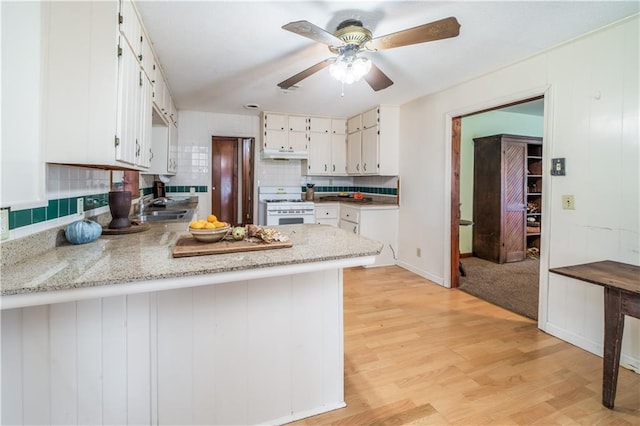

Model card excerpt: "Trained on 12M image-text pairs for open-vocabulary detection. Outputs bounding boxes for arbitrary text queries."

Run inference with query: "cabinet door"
[362,108,378,129]
[347,132,361,174]
[309,117,331,134]
[331,119,346,135]
[359,208,399,267]
[331,134,347,174]
[308,132,331,174]
[153,73,166,116]
[168,122,178,172]
[119,0,141,58]
[264,113,286,131]
[288,115,308,132]
[288,131,308,152]
[137,71,153,168]
[116,42,141,165]
[361,126,379,174]
[140,30,154,82]
[339,219,359,234]
[347,115,361,134]
[264,129,287,151]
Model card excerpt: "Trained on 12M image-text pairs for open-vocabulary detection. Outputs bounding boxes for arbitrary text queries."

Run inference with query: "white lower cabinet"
[1,271,345,425]
[315,203,339,226]
[339,205,398,267]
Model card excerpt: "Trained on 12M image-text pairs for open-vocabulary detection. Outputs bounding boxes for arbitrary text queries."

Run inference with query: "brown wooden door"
[212,137,238,224]
[211,137,254,226]
[502,141,527,262]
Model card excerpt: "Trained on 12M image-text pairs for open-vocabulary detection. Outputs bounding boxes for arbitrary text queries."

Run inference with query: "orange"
[207,214,218,223]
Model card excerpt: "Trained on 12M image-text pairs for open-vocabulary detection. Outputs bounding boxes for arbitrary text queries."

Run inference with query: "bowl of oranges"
[189,215,231,242]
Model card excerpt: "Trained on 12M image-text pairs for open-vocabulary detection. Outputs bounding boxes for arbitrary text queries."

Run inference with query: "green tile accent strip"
[166,185,207,193]
[6,192,112,231]
[302,185,397,196]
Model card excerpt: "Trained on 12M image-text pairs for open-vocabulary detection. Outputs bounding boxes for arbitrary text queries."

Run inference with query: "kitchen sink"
[131,209,192,223]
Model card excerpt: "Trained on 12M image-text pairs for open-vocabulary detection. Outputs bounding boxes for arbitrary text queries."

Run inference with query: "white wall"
[459,110,544,253]
[397,16,639,370]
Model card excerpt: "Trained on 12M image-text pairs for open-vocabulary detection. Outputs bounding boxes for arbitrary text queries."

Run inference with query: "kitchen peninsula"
[1,223,382,425]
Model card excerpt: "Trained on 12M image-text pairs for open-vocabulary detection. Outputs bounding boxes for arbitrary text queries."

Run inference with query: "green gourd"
[65,219,102,244]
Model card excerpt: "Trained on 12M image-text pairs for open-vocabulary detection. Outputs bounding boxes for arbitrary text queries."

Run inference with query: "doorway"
[211,136,254,225]
[449,97,544,318]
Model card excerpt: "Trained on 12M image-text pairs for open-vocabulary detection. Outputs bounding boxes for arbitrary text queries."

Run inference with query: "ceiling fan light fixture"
[329,53,372,85]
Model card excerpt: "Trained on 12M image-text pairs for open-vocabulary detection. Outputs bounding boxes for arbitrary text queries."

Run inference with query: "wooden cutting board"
[172,235,293,258]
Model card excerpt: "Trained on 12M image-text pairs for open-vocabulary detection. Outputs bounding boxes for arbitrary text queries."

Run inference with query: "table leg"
[602,287,624,409]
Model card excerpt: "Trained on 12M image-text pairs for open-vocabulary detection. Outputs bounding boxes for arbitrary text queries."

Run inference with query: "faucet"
[137,194,153,215]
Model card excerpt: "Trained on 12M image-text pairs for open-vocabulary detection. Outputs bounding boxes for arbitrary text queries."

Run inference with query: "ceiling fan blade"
[282,20,343,46]
[367,16,460,51]
[278,58,335,89]
[364,63,393,91]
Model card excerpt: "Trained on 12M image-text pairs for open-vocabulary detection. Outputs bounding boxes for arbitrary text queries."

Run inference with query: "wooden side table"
[549,260,640,409]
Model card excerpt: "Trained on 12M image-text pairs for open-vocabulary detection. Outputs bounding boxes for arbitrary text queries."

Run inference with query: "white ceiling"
[136,1,638,119]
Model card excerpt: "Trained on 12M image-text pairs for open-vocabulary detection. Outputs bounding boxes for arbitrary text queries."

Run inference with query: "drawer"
[340,206,360,223]
[315,205,338,219]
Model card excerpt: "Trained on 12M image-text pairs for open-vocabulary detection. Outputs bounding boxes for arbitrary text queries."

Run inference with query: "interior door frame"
[211,136,254,225]
[449,95,545,288]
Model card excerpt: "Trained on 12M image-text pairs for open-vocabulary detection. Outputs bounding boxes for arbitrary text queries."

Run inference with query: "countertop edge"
[1,255,376,310]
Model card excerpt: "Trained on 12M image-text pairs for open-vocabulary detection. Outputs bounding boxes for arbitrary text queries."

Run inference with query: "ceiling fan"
[278,16,461,92]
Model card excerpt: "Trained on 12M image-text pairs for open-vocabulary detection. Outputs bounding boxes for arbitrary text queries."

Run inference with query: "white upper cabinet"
[346,105,399,176]
[1,1,47,208]
[307,131,331,174]
[305,117,346,176]
[261,112,308,158]
[362,108,378,129]
[309,117,331,134]
[288,115,309,132]
[331,119,347,175]
[44,0,175,171]
[347,131,362,174]
[119,0,141,57]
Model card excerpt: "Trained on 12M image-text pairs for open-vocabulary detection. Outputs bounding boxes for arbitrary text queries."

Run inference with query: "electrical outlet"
[562,195,575,210]
[190,187,196,195]
[77,198,84,215]
[416,248,422,257]
[0,209,9,240]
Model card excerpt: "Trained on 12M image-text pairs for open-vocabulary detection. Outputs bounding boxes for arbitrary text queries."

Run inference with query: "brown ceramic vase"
[108,191,132,229]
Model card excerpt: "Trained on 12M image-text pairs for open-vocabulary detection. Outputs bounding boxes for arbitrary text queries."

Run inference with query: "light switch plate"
[551,158,566,176]
[77,198,84,215]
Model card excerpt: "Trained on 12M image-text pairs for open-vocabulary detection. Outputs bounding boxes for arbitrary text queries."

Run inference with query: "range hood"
[261,149,308,160]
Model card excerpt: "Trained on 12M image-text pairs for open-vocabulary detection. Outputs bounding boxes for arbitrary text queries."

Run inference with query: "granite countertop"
[1,223,382,297]
[314,197,399,209]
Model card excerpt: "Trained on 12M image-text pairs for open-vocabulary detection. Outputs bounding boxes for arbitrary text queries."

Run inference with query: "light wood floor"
[289,266,639,425]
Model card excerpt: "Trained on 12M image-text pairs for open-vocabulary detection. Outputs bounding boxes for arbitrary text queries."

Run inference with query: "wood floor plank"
[288,266,640,425]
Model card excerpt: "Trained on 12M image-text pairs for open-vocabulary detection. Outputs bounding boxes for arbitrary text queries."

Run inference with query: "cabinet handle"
[324,164,327,171]
[363,163,367,172]
[332,164,336,172]
[149,149,153,161]
[352,225,357,234]
[356,164,360,172]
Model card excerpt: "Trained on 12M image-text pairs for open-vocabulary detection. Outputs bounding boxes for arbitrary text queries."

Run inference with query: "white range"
[258,186,315,226]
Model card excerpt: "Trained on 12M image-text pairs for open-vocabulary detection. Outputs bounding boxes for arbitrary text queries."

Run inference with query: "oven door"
[266,210,315,226]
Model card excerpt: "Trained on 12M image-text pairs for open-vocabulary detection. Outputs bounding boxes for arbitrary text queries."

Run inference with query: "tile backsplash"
[3,156,398,242]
